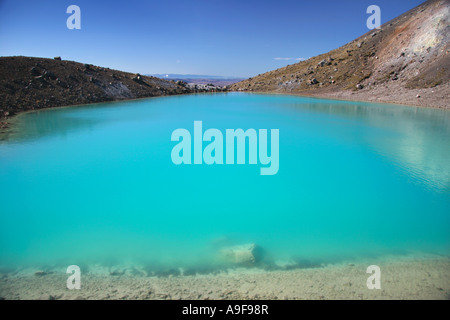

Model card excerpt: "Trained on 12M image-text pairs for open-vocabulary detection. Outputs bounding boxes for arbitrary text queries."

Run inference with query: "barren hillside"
[230,0,449,108]
[0,56,191,123]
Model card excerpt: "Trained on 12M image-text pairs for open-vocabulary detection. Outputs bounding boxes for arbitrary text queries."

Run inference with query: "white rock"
[219,243,262,266]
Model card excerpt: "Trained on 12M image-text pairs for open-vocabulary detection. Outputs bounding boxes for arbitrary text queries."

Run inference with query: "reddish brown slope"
[230,0,449,108]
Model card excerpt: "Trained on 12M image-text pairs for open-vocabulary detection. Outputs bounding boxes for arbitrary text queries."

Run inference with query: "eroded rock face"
[219,243,264,266]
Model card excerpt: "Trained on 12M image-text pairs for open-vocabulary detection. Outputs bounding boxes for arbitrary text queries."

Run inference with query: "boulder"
[43,70,57,80]
[30,67,40,76]
[219,243,263,266]
[34,270,52,276]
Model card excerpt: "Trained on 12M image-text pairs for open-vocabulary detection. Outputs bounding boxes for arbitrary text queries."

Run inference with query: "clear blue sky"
[0,0,425,77]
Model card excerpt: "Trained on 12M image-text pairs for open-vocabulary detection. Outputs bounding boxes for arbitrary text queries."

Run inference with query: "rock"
[43,70,57,80]
[54,56,61,61]
[309,78,319,85]
[219,243,263,266]
[356,84,364,90]
[30,67,40,76]
[416,94,421,98]
[83,64,93,72]
[274,260,297,269]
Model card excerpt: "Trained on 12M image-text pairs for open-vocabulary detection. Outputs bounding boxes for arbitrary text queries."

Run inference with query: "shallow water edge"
[1,252,448,300]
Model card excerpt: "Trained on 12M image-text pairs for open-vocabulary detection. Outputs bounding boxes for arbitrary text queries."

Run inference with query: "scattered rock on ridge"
[0,56,192,120]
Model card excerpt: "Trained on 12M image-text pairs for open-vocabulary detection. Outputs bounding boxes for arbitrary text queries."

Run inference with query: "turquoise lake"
[0,93,449,270]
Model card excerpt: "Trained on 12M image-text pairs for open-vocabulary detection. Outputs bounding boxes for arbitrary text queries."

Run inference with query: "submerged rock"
[219,243,264,266]
[34,271,52,277]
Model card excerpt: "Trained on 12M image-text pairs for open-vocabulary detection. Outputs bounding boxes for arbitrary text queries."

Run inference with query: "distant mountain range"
[150,74,245,87]
[150,74,241,80]
[230,0,449,109]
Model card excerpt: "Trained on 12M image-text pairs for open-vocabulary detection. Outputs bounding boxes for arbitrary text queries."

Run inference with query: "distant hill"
[0,56,191,122]
[150,74,241,80]
[150,74,245,87]
[230,0,449,108]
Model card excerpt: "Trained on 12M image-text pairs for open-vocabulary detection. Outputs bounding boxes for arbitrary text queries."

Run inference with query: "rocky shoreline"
[0,56,233,135]
[234,81,450,110]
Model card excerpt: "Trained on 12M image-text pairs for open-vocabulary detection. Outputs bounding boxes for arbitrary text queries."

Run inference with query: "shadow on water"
[0,106,107,144]
[0,95,173,144]
[0,94,209,144]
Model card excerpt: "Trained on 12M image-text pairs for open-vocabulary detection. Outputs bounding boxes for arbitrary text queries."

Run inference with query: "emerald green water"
[0,93,449,270]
